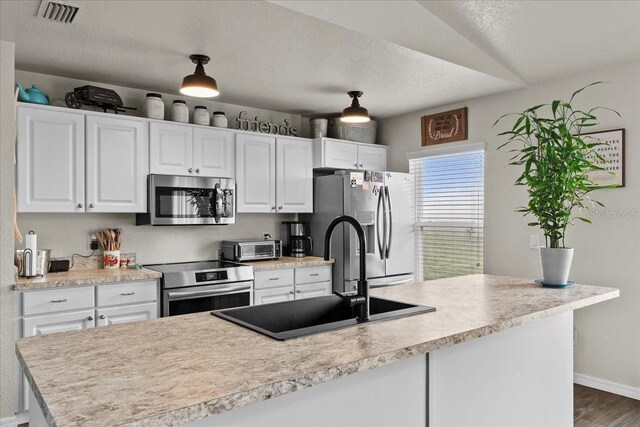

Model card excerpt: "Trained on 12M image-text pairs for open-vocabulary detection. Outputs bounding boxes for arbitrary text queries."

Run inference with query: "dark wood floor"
[17,385,640,427]
[575,384,640,426]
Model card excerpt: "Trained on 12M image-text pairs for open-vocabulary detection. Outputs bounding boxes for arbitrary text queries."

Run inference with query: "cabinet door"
[149,122,193,175]
[358,144,387,171]
[21,310,95,411]
[193,127,235,178]
[17,107,85,212]
[323,138,359,169]
[294,282,332,300]
[254,286,295,305]
[276,138,313,213]
[236,133,276,213]
[86,116,148,212]
[96,302,157,326]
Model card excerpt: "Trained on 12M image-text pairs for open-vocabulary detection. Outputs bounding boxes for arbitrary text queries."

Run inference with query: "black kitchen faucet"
[324,215,370,321]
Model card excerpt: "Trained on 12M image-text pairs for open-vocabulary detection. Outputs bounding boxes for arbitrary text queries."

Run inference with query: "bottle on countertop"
[143,93,164,120]
[193,106,209,126]
[171,100,189,123]
[211,111,228,128]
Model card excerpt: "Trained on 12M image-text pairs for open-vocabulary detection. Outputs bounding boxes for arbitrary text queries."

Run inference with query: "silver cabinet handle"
[99,315,106,319]
[120,292,135,296]
[269,277,280,281]
[271,206,276,210]
[353,162,358,168]
[89,203,95,208]
[167,284,252,300]
[359,163,363,168]
[310,273,319,277]
[188,168,193,173]
[296,290,301,293]
[195,168,200,173]
[289,291,294,294]
[87,316,94,321]
[77,203,83,208]
[50,299,67,303]
[278,206,283,210]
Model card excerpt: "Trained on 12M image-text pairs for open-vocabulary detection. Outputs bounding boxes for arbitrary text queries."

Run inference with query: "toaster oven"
[221,240,281,262]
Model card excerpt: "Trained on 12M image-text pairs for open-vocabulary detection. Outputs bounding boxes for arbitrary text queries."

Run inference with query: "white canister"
[171,100,189,123]
[193,106,209,126]
[211,111,228,128]
[143,93,164,120]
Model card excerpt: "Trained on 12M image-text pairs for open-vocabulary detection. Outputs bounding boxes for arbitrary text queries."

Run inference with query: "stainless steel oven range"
[147,261,253,317]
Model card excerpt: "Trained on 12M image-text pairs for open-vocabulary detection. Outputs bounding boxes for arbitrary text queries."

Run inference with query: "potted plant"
[495,82,619,286]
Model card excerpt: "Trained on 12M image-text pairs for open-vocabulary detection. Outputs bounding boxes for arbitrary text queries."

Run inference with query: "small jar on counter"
[192,106,209,126]
[171,100,189,123]
[143,93,164,120]
[211,111,228,128]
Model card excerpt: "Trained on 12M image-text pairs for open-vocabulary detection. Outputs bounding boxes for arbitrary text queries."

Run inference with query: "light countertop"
[241,256,334,271]
[16,274,618,426]
[14,267,162,291]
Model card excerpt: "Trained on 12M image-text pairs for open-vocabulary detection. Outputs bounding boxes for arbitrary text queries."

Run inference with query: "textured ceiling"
[0,1,638,118]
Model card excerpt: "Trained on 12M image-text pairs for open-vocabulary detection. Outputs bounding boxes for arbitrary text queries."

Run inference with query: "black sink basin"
[212,295,436,340]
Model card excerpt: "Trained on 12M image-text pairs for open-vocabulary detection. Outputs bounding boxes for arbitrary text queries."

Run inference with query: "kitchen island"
[16,275,618,426]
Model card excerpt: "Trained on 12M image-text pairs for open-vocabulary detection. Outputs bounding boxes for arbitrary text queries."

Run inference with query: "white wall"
[379,60,640,390]
[0,40,16,419]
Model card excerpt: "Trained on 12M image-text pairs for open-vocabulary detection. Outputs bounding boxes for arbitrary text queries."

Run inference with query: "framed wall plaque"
[421,107,468,146]
[584,128,625,188]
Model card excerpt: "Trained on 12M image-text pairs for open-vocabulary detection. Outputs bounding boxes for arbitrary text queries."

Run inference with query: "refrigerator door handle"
[376,187,385,259]
[385,186,393,259]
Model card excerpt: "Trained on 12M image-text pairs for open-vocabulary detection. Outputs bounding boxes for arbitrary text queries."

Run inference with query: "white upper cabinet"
[150,122,234,178]
[276,137,313,213]
[193,127,235,178]
[86,115,148,212]
[149,122,193,176]
[313,137,388,171]
[17,106,85,212]
[358,144,388,171]
[236,133,277,213]
[322,138,359,169]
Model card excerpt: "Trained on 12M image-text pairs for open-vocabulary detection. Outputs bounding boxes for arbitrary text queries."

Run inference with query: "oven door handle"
[167,284,252,300]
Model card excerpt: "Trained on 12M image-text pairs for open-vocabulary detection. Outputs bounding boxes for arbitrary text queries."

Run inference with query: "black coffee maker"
[282,221,313,258]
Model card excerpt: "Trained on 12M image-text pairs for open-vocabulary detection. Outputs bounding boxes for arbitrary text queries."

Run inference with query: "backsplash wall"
[17,213,296,264]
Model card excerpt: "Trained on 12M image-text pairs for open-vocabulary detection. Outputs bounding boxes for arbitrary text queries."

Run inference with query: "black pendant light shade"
[180,54,219,98]
[341,91,370,123]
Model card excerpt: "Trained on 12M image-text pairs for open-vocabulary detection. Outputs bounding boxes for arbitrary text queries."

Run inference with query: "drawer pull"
[50,299,68,303]
[269,278,280,281]
[310,273,319,277]
[120,292,135,296]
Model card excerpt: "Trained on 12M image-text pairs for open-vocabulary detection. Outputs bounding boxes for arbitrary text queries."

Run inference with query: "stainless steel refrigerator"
[304,170,414,293]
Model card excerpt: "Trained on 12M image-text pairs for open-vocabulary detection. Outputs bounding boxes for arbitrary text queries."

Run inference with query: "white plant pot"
[539,247,574,285]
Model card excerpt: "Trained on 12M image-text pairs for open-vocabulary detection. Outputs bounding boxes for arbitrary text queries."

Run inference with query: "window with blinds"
[408,147,484,281]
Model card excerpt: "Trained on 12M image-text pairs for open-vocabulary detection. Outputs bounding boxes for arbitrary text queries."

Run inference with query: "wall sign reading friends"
[421,107,468,146]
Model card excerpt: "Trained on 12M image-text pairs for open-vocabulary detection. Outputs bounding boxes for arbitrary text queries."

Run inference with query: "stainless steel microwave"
[136,175,235,225]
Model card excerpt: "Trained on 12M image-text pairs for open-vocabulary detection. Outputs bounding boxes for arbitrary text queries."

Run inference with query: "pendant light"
[340,91,370,123]
[180,54,219,98]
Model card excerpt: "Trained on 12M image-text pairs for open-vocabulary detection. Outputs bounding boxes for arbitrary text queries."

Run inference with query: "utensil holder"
[103,250,121,269]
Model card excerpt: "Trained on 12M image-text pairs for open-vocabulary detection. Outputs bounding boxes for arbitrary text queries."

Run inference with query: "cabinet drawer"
[97,280,157,307]
[254,269,294,289]
[295,265,332,284]
[22,286,94,316]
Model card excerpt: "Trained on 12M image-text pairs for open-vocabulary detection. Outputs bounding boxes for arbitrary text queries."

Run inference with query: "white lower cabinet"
[96,302,157,326]
[18,280,159,413]
[253,265,332,305]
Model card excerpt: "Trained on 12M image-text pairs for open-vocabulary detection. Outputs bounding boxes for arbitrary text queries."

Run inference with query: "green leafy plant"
[494,82,620,249]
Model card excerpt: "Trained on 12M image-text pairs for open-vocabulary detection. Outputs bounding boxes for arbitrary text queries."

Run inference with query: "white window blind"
[408,145,484,281]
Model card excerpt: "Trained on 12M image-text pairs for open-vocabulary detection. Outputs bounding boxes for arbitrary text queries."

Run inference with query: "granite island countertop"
[16,274,618,426]
[241,256,334,271]
[15,267,162,291]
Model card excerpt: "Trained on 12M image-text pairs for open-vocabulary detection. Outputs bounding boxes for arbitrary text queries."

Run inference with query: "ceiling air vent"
[36,0,81,24]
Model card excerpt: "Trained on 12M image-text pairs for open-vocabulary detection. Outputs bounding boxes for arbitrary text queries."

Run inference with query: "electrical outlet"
[88,233,98,251]
[529,234,540,250]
